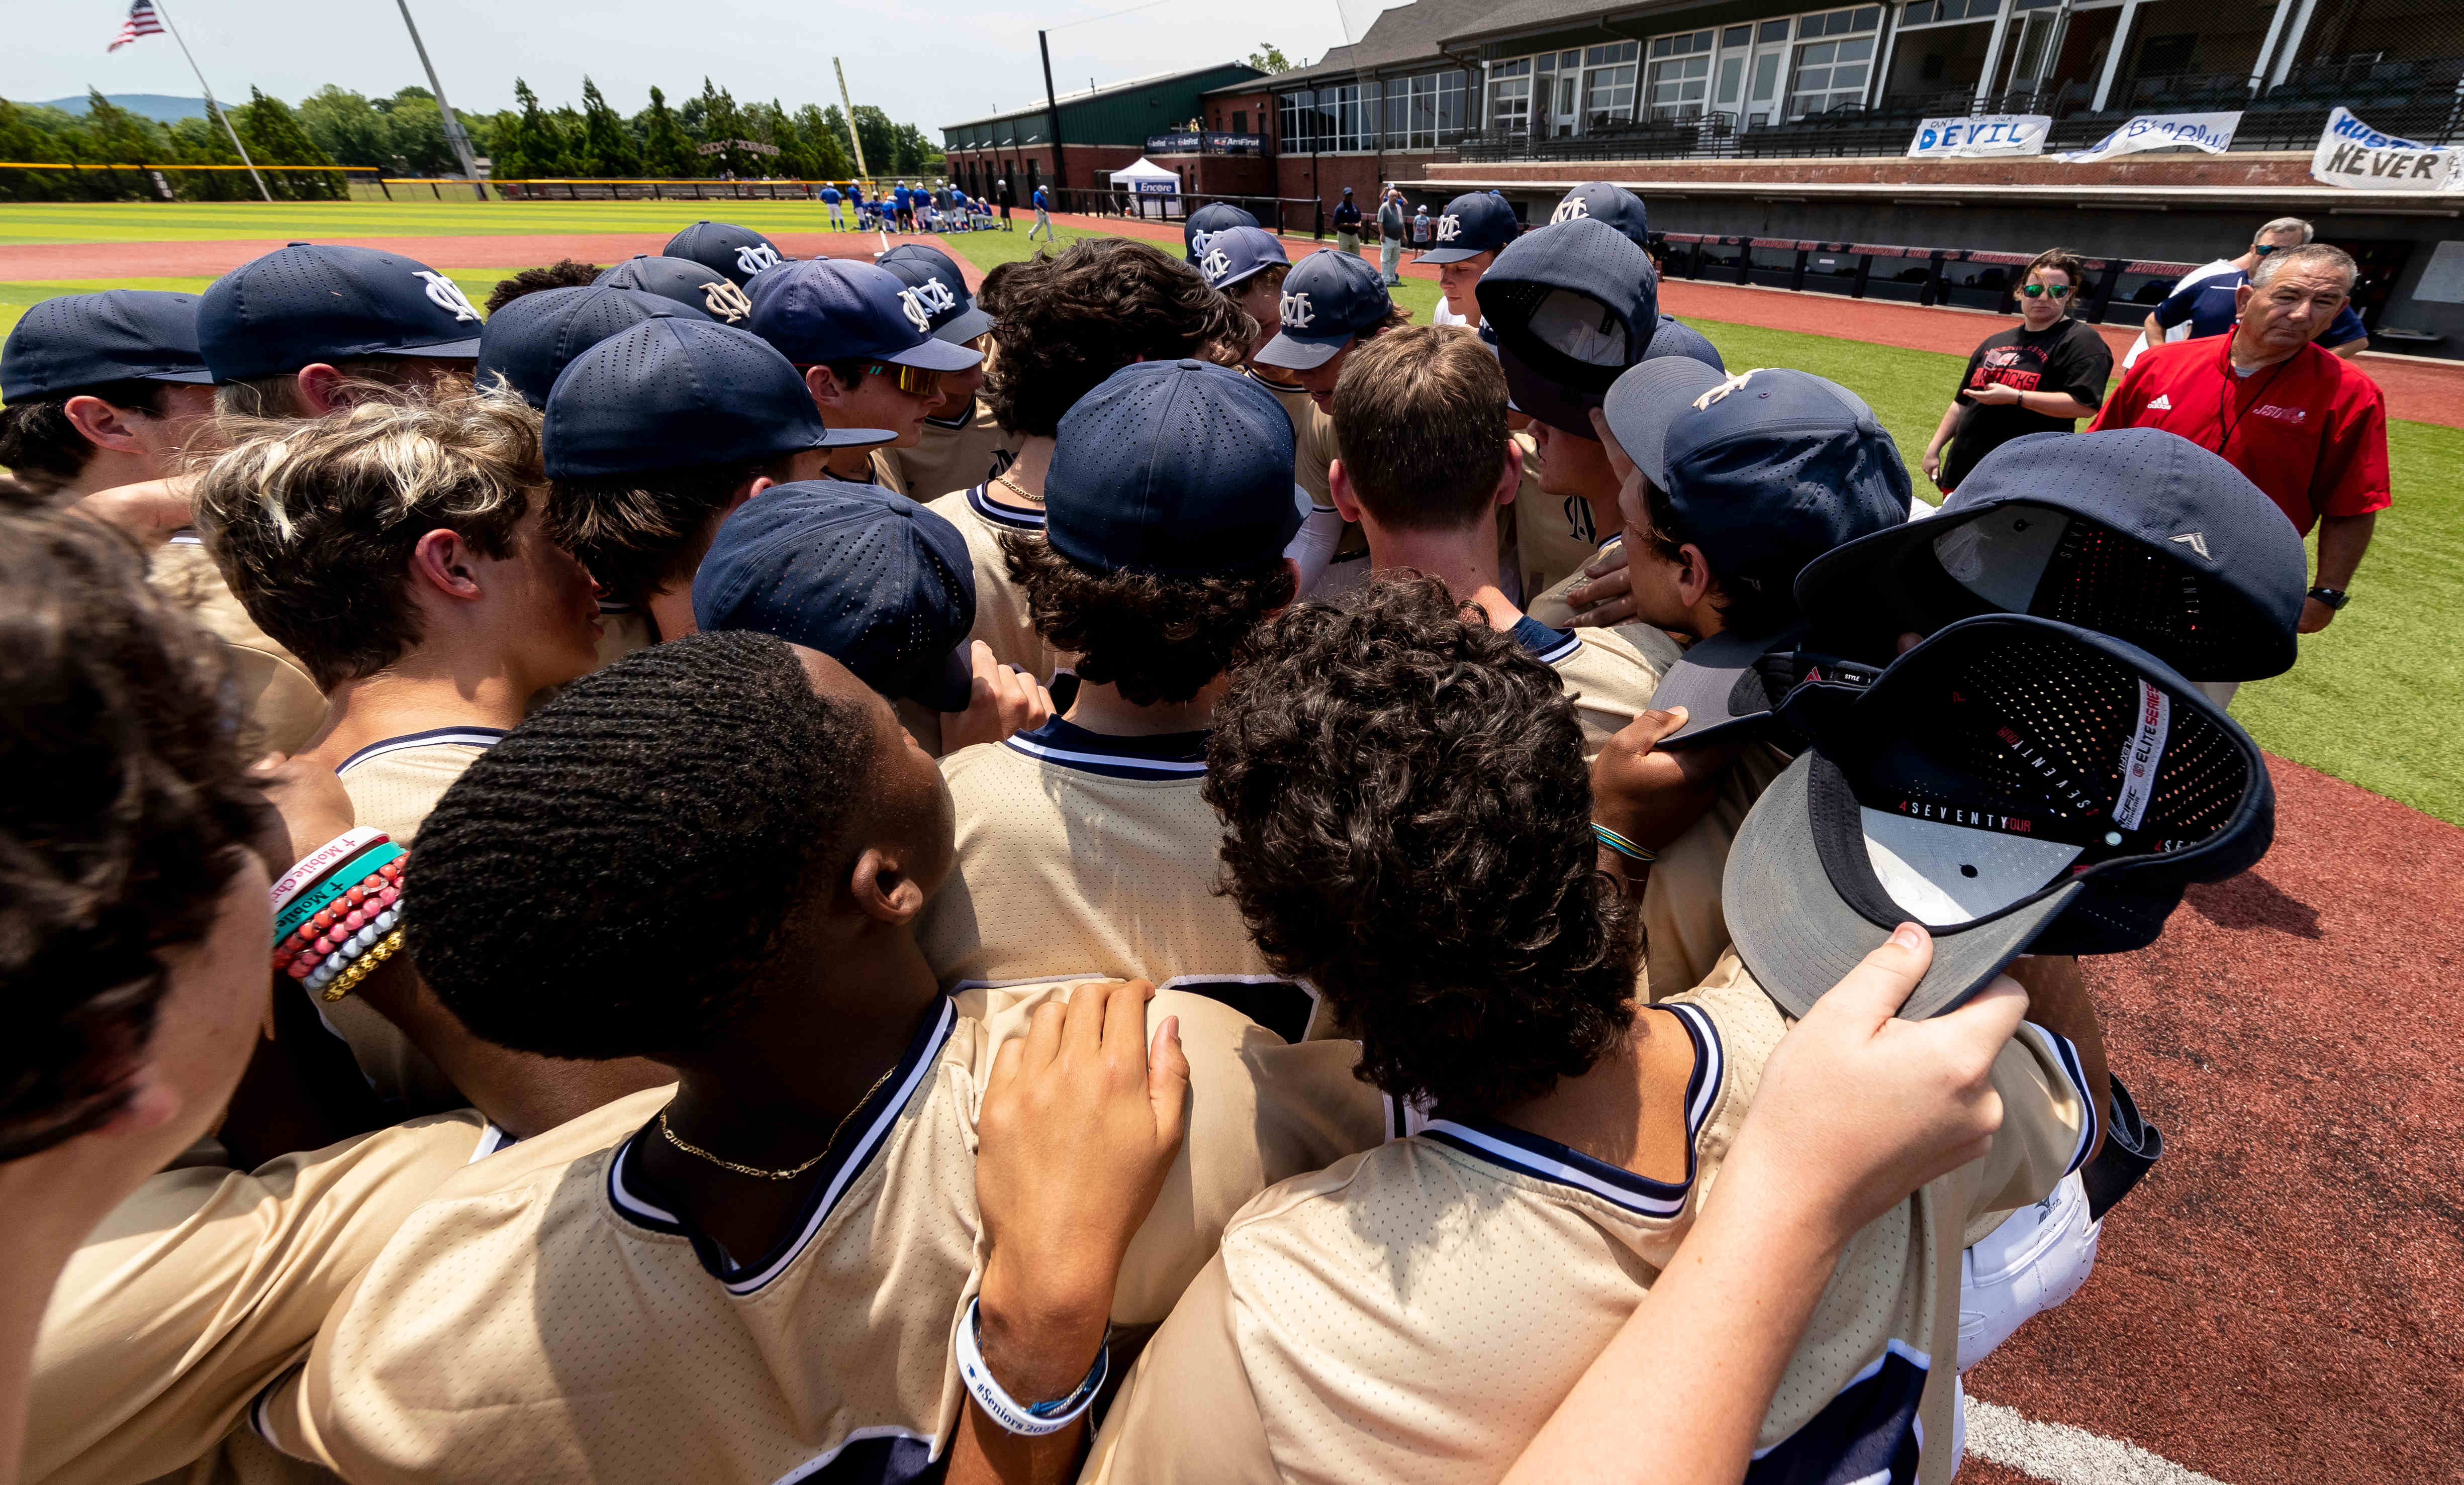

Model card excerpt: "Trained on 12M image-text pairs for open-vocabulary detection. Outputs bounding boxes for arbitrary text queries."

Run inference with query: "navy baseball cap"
[594,256,756,325]
[1479,219,1657,404]
[1550,181,1651,248]
[1609,362,1909,744]
[744,260,983,371]
[1725,613,2272,1020]
[1184,203,1261,264]
[692,481,978,711]
[875,253,994,345]
[197,243,484,382]
[1646,314,1725,372]
[664,221,789,287]
[2,289,213,401]
[475,285,708,409]
[1253,249,1391,372]
[1045,360,1301,577]
[1196,226,1289,291]
[542,319,890,480]
[1796,428,2308,682]
[1418,191,1520,264]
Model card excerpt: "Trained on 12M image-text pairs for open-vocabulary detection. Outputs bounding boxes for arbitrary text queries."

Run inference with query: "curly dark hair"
[1002,531,1295,706]
[485,259,605,315]
[1642,480,1798,638]
[0,379,175,497]
[977,239,1252,438]
[0,508,264,1161]
[405,629,873,1060]
[1204,574,1637,1114]
[548,453,798,608]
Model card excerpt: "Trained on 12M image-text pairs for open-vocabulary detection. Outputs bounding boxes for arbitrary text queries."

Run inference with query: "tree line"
[0,78,944,201]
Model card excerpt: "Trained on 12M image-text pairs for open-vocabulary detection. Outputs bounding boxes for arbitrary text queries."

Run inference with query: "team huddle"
[0,184,2314,1485]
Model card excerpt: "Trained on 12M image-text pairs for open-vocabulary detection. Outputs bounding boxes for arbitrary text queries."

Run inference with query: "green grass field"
[3,206,2454,825]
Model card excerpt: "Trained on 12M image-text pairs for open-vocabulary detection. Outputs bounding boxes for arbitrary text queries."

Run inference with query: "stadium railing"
[1055,188,1332,238]
[1649,232,2199,322]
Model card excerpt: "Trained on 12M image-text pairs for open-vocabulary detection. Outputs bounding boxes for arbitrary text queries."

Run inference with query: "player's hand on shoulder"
[1728,925,2026,1251]
[1565,541,1637,627]
[71,473,198,548]
[941,641,1055,753]
[1591,707,1737,852]
[977,979,1190,1360]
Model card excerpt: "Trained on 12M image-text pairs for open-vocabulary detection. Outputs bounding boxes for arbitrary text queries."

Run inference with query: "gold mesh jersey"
[1084,953,2099,1485]
[1249,370,1333,509]
[892,398,1020,508]
[25,1112,487,1485]
[913,720,1324,1042]
[329,728,506,1114]
[255,982,1387,1485]
[151,536,323,758]
[1522,536,1696,685]
[920,485,1066,683]
[1642,741,1792,1002]
[1505,615,1673,761]
[1509,436,1602,607]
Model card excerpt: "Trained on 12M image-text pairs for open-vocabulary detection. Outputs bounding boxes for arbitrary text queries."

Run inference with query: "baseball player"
[191,390,607,1113]
[0,289,323,757]
[693,481,1051,758]
[249,630,1387,1483]
[594,254,758,325]
[1181,200,1258,264]
[1083,575,2104,1485]
[1326,326,1670,758]
[874,243,1019,503]
[912,361,1315,1020]
[744,259,983,498]
[1416,189,1518,328]
[941,240,1254,681]
[820,180,844,229]
[480,258,603,314]
[663,220,790,288]
[197,243,483,418]
[541,318,891,646]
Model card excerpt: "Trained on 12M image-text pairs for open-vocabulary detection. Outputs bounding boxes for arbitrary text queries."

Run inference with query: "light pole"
[391,0,486,197]
[147,0,270,202]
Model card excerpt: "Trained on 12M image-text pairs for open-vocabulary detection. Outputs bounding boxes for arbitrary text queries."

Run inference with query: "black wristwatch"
[2307,586,2350,611]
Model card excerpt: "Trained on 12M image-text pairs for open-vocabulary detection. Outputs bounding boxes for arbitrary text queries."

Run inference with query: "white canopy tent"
[1103,156,1184,219]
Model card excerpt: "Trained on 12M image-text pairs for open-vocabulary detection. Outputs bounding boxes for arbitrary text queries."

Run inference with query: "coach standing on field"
[2093,242,2388,639]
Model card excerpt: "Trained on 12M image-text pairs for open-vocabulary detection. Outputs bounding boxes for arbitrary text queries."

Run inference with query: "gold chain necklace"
[992,469,1043,506]
[656,1062,900,1181]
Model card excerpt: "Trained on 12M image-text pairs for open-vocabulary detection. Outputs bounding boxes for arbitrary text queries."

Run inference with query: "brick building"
[941,63,1264,203]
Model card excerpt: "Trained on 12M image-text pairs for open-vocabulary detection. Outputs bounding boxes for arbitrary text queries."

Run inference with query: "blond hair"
[193,385,544,688]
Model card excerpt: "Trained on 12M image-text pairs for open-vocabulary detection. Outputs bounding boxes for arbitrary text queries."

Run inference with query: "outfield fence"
[0,161,391,203]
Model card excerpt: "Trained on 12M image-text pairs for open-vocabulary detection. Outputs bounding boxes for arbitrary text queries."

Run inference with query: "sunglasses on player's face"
[858,361,944,397]
[2254,242,2282,255]
[2021,282,2073,299]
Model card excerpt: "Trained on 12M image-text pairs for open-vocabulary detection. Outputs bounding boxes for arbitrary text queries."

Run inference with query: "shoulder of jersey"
[415,1083,676,1204]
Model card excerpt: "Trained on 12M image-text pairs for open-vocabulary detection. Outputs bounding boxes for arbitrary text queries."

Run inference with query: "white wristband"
[954,1296,1107,1437]
[270,827,388,913]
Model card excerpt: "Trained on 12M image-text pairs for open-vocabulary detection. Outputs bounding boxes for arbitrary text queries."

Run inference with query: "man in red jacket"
[2091,242,2387,638]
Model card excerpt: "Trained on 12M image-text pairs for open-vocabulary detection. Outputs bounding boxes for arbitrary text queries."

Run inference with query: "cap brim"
[1254,331,1350,371]
[1603,357,1727,487]
[885,336,984,371]
[1415,246,1487,264]
[1722,752,2083,1019]
[1649,622,1806,746]
[931,306,996,344]
[139,367,219,384]
[914,641,977,713]
[815,426,899,449]
[390,336,486,361]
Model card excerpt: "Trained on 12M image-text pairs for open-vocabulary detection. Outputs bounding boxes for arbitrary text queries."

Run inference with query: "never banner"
[2309,106,2461,192]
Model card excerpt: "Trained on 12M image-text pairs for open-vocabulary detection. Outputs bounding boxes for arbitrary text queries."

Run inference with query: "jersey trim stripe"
[1001,719,1209,780]
[1510,615,1584,666]
[966,483,1047,531]
[1421,1003,1721,1218]
[605,997,959,1296]
[772,1424,939,1483]
[334,727,510,774]
[2029,1021,2098,1176]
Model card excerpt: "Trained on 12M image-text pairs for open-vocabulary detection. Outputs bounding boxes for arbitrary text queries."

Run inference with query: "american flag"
[108,0,165,52]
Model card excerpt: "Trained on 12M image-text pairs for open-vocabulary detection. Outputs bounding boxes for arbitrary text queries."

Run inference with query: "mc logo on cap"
[700,280,753,324]
[1199,247,1231,284]
[415,271,481,323]
[1436,215,1462,242]
[1550,198,1590,224]
[1280,291,1315,330]
[734,243,782,276]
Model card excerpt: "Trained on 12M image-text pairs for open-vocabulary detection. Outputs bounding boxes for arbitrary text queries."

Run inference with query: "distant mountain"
[26,93,211,122]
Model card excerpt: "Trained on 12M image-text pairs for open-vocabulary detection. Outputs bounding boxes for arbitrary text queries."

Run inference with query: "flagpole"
[146,0,270,202]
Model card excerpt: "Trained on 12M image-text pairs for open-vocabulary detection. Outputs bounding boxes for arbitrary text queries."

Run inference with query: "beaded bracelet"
[273,862,404,974]
[316,929,405,1004]
[1593,823,1658,864]
[299,900,403,986]
[274,843,405,942]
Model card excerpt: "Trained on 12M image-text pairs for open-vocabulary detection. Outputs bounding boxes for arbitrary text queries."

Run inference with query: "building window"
[1901,0,1999,24]
[1491,64,1533,134]
[1788,7,1883,116]
[1233,109,1247,133]
[1646,30,1717,118]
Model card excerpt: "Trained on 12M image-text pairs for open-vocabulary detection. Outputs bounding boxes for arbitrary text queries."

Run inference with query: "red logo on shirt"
[2253,404,2308,424]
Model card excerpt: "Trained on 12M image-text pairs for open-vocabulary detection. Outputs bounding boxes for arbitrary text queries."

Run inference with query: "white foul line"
[1966,1399,2230,1485]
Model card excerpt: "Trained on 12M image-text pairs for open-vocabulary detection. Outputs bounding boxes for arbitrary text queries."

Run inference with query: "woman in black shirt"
[1922,248,2114,493]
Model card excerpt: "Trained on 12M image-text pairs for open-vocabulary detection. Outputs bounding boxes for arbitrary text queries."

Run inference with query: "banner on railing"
[2309,106,2461,191]
[2056,111,2240,164]
[1907,114,2049,158]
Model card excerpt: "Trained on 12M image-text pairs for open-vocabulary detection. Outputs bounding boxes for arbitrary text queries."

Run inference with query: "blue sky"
[5,0,1395,132]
